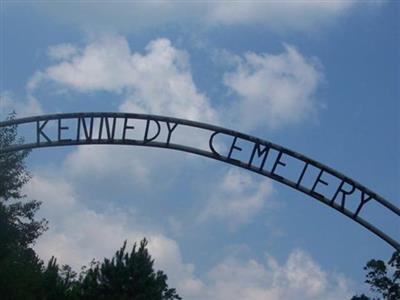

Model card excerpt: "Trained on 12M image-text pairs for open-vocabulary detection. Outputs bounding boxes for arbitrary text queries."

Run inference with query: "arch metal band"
[1,112,399,250]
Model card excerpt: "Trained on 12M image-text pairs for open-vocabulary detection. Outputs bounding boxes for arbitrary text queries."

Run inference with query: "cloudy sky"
[1,1,399,299]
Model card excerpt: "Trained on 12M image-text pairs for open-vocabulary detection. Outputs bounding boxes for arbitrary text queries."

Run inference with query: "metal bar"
[1,112,398,215]
[1,112,399,250]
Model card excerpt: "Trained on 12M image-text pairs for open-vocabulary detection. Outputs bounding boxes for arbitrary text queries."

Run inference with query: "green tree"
[78,239,182,300]
[352,251,400,300]
[41,257,79,300]
[0,113,48,299]
[0,113,47,246]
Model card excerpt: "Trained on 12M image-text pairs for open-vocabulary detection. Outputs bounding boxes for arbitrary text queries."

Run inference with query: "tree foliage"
[0,113,47,246]
[0,113,48,299]
[78,239,181,300]
[1,113,30,200]
[351,251,400,300]
[41,257,79,300]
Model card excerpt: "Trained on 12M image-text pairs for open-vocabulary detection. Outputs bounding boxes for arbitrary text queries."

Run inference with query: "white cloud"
[117,38,217,122]
[24,175,77,218]
[63,145,154,188]
[0,91,43,119]
[205,1,356,30]
[25,174,203,298]
[33,36,217,123]
[197,249,353,300]
[199,169,275,227]
[29,36,321,132]
[48,43,79,61]
[45,36,135,92]
[27,36,219,194]
[31,1,385,33]
[224,44,322,130]
[61,137,207,195]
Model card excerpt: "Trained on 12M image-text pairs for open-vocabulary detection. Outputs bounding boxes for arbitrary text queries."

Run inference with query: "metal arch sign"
[1,112,399,250]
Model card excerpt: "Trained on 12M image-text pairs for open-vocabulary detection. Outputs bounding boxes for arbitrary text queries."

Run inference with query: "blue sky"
[1,1,399,299]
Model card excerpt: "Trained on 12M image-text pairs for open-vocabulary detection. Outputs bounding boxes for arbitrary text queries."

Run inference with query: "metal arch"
[1,112,399,250]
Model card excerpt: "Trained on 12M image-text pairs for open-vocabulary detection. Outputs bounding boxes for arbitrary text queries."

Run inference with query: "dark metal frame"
[1,112,399,250]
